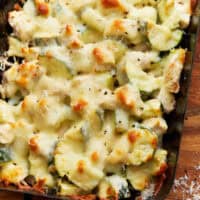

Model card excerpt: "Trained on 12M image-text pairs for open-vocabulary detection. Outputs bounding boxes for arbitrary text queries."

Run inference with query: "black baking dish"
[0,1,199,200]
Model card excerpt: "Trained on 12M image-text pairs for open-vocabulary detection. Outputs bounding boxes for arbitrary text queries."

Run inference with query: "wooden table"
[1,33,200,200]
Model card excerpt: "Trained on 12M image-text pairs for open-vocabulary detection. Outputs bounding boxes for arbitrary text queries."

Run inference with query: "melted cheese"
[127,149,168,191]
[0,0,191,197]
[158,0,191,29]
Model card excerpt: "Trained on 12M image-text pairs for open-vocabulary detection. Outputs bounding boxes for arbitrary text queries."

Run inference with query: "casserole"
[0,0,199,200]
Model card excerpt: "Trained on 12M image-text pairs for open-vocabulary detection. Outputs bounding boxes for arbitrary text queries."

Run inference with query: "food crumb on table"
[172,165,200,200]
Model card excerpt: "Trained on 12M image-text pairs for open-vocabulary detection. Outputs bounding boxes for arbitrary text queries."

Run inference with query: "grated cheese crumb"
[172,164,200,200]
[195,165,200,170]
[141,184,155,200]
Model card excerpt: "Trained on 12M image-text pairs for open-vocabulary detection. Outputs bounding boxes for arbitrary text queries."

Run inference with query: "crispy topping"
[93,48,104,63]
[113,19,125,32]
[29,137,38,152]
[66,25,73,35]
[127,131,139,143]
[116,87,135,109]
[106,186,117,200]
[21,47,29,54]
[21,98,27,110]
[37,2,49,16]
[69,40,82,49]
[151,137,158,148]
[90,152,99,162]
[77,160,85,174]
[38,98,47,108]
[72,99,88,112]
[16,77,28,87]
[101,0,120,8]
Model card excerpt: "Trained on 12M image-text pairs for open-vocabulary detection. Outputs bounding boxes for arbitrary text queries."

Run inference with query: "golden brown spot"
[113,19,125,32]
[106,186,114,195]
[16,77,28,87]
[29,64,36,72]
[72,99,88,112]
[69,40,82,49]
[151,137,158,148]
[65,24,73,35]
[18,63,26,72]
[18,63,37,75]
[29,137,38,153]
[106,186,117,200]
[37,2,49,16]
[116,87,135,109]
[101,0,120,8]
[77,160,85,174]
[90,152,99,162]
[93,48,104,63]
[116,88,127,104]
[146,154,153,162]
[21,98,27,110]
[14,3,22,11]
[38,98,47,107]
[127,131,139,143]
[21,47,29,54]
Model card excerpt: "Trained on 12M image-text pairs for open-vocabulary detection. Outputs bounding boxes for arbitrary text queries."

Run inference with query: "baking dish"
[0,1,199,200]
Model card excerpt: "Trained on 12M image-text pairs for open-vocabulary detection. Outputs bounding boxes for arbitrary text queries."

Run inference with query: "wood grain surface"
[0,30,199,200]
[166,31,200,200]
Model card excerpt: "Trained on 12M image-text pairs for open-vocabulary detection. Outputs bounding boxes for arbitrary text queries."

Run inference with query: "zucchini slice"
[38,56,72,79]
[147,22,183,51]
[95,73,114,89]
[158,0,191,29]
